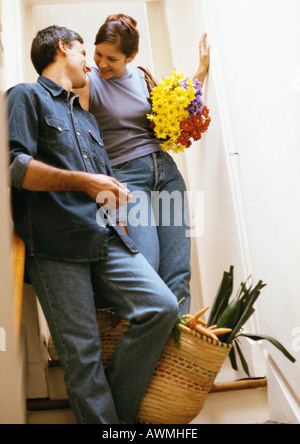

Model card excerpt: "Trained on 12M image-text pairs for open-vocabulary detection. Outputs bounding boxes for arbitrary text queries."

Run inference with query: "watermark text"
[96,189,205,238]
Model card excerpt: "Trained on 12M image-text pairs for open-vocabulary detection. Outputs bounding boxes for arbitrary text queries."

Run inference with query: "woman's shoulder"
[132,66,154,97]
[132,66,147,80]
[88,66,101,82]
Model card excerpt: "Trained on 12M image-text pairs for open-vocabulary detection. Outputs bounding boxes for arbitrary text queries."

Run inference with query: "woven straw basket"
[49,309,231,424]
[97,310,231,424]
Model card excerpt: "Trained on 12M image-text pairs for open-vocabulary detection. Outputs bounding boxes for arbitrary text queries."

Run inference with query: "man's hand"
[84,173,132,209]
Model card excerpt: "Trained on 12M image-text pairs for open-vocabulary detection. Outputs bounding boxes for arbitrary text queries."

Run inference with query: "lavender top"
[88,66,161,166]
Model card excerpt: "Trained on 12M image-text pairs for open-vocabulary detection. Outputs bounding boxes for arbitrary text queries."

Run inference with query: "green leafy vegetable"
[171,316,187,349]
[207,266,296,375]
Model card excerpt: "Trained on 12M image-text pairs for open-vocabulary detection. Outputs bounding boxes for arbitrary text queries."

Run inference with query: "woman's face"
[94,42,135,79]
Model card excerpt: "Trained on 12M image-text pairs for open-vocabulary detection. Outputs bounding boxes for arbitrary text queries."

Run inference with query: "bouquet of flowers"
[147,70,211,153]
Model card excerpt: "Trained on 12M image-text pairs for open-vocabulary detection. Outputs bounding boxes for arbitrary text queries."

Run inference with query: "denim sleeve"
[6,84,38,190]
[9,153,33,190]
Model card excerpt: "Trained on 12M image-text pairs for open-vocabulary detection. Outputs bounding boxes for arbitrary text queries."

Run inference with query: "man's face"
[66,40,91,89]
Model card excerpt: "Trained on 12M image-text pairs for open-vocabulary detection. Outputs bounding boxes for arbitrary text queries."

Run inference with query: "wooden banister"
[11,229,26,342]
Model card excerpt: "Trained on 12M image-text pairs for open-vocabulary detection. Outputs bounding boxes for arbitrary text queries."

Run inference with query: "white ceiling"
[26,0,159,5]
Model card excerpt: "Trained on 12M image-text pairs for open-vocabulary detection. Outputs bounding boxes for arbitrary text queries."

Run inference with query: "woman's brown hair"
[94,14,139,58]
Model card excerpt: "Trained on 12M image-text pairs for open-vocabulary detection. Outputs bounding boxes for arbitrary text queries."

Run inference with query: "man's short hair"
[31,25,84,75]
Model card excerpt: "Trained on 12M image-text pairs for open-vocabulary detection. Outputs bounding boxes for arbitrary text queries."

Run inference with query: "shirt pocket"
[45,117,74,154]
[89,130,106,167]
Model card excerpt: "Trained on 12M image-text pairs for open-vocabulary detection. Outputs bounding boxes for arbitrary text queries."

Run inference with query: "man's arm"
[22,159,132,209]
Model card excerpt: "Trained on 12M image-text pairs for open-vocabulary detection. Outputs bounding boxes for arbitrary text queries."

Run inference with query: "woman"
[76,14,210,313]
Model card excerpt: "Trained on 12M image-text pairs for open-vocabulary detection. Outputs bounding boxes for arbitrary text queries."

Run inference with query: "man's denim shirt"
[7,76,138,262]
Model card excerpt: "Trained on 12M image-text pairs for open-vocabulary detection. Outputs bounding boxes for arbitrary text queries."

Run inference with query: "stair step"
[27,398,70,411]
[27,399,76,424]
[210,378,267,393]
[28,359,268,424]
[27,378,268,425]
[191,381,268,424]
[47,359,267,400]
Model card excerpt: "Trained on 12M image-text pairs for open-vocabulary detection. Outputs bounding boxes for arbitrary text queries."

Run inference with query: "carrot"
[183,315,194,326]
[195,324,219,342]
[184,314,193,318]
[207,325,217,330]
[194,306,210,321]
[188,306,210,328]
[196,319,207,327]
[211,328,233,336]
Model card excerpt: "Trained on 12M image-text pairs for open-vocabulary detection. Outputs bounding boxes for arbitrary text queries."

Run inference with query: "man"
[7,26,179,424]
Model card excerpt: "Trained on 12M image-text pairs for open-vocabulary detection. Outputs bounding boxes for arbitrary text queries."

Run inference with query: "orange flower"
[177,132,190,146]
[180,118,194,132]
[202,106,210,118]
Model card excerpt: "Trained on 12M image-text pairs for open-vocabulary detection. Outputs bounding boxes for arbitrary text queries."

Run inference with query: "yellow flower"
[186,91,196,103]
[173,87,187,100]
[147,113,155,121]
[171,128,182,140]
[155,126,167,139]
[167,119,181,133]
[153,115,165,127]
[185,78,194,88]
[161,140,174,151]
[160,76,174,88]
[177,109,190,121]
[152,97,165,114]
[171,70,185,83]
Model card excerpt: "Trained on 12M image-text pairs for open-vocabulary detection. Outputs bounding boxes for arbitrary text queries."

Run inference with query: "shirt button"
[58,127,62,132]
[83,154,88,159]
[77,131,81,136]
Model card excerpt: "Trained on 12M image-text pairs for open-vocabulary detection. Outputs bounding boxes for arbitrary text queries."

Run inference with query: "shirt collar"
[38,76,68,97]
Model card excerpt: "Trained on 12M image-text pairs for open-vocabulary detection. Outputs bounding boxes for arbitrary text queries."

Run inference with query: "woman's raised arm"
[193,33,210,85]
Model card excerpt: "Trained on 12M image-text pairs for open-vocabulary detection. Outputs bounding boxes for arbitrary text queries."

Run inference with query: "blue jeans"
[26,229,179,424]
[113,152,191,313]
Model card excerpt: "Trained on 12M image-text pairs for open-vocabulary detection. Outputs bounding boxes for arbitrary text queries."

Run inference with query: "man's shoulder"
[6,82,42,99]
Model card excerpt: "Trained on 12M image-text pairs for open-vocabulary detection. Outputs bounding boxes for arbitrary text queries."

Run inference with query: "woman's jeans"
[26,230,179,424]
[113,151,191,313]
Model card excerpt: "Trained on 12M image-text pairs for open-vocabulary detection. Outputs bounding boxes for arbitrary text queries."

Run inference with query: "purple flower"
[181,77,204,117]
[187,94,204,117]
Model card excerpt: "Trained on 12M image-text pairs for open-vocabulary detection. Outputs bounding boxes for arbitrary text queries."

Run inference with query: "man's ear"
[57,40,69,56]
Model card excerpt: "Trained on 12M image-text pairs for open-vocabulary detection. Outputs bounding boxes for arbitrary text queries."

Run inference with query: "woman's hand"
[193,33,211,85]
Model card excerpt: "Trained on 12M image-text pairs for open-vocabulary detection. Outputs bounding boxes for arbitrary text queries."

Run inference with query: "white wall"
[206,0,300,419]
[1,0,28,88]
[164,0,300,422]
[0,0,27,424]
